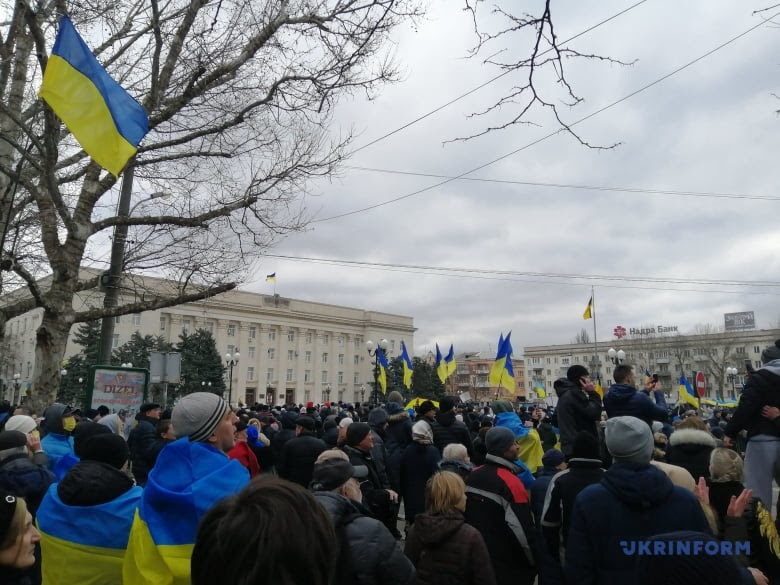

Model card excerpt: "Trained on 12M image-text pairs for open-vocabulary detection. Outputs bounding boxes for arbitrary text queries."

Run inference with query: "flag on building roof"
[489,332,515,393]
[39,15,148,176]
[377,347,389,394]
[266,273,276,281]
[678,375,699,408]
[400,341,413,389]
[583,296,593,320]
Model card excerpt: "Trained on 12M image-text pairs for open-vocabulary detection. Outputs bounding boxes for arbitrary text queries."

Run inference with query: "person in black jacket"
[384,401,413,493]
[277,416,326,487]
[603,365,668,428]
[555,366,602,459]
[399,421,441,526]
[127,403,162,486]
[0,490,41,585]
[665,417,716,482]
[724,339,780,512]
[432,397,474,458]
[0,431,55,517]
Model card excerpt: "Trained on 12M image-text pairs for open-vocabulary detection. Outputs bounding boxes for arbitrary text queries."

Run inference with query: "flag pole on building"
[591,286,598,380]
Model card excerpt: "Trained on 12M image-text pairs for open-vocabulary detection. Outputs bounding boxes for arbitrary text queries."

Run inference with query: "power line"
[316,12,779,223]
[349,0,650,155]
[345,166,780,202]
[262,254,780,295]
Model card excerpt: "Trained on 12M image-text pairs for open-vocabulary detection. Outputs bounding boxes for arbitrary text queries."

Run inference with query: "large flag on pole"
[400,341,413,389]
[489,332,516,393]
[39,16,148,176]
[678,375,699,408]
[377,347,389,394]
[445,344,456,377]
[583,296,593,320]
[436,343,455,384]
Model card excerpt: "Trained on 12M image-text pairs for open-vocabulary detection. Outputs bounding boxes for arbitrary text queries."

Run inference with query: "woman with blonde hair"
[404,471,496,585]
[0,490,41,585]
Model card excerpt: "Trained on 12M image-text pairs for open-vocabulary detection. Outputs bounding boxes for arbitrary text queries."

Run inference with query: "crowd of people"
[0,339,779,584]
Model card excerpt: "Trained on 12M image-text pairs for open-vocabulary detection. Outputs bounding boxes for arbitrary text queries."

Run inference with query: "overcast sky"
[244,0,780,357]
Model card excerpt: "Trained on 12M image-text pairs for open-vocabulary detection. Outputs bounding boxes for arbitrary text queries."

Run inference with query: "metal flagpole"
[591,286,599,379]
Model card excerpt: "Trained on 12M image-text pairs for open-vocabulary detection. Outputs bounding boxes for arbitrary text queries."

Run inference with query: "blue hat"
[542,449,565,468]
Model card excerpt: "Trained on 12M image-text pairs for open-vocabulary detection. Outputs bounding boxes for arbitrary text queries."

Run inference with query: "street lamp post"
[360,384,366,404]
[726,367,738,400]
[607,348,626,366]
[225,351,240,407]
[323,383,331,403]
[12,373,20,404]
[365,339,388,406]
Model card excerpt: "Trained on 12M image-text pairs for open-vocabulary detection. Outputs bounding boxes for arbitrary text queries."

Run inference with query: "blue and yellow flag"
[594,376,604,399]
[37,482,143,585]
[489,332,515,392]
[123,439,249,585]
[445,344,456,377]
[644,369,652,385]
[377,347,389,394]
[266,272,276,281]
[535,380,547,399]
[678,375,699,408]
[583,296,593,320]
[435,344,445,383]
[400,341,413,389]
[39,16,148,176]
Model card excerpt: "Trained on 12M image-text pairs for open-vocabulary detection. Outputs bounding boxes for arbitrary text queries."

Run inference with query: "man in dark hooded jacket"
[554,367,602,458]
[270,410,298,462]
[564,416,711,585]
[40,404,76,473]
[127,402,161,486]
[603,365,667,428]
[277,416,326,487]
[384,396,413,493]
[432,396,473,458]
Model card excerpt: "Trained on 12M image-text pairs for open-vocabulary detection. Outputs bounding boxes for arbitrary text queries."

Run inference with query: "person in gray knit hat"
[604,415,654,464]
[172,392,236,451]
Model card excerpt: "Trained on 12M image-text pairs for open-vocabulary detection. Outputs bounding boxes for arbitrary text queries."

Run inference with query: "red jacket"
[227,440,260,477]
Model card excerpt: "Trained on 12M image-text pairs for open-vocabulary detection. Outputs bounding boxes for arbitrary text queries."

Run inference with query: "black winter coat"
[0,565,33,585]
[725,363,780,440]
[127,415,160,485]
[554,381,602,457]
[529,467,564,585]
[665,428,716,482]
[314,491,415,585]
[432,411,473,457]
[58,460,135,506]
[404,511,496,585]
[384,407,413,492]
[277,432,327,487]
[343,445,393,523]
[0,454,56,515]
[399,442,441,524]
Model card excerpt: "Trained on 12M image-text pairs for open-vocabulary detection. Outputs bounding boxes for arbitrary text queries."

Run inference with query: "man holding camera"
[554,365,603,459]
[603,365,668,427]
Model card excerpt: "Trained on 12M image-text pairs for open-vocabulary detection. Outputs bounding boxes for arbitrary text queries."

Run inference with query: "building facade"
[523,327,780,403]
[2,272,415,406]
[448,352,525,404]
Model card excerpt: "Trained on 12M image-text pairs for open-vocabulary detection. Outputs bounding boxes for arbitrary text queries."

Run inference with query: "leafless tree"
[573,327,590,345]
[457,0,632,146]
[0,0,421,412]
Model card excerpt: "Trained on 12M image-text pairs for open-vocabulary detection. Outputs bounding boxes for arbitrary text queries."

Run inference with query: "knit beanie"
[172,392,230,443]
[0,489,20,549]
[367,407,389,427]
[571,431,601,460]
[0,431,27,452]
[542,449,565,468]
[760,339,780,364]
[566,365,589,383]
[4,415,37,434]
[485,426,516,456]
[73,421,113,458]
[80,434,129,469]
[439,396,456,413]
[345,422,371,447]
[387,390,405,406]
[605,416,653,464]
[412,420,433,443]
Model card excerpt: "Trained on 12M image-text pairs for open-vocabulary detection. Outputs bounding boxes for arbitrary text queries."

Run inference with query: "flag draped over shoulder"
[583,296,593,320]
[678,375,699,408]
[489,333,516,393]
[400,341,413,389]
[123,439,249,585]
[37,483,143,585]
[39,15,148,177]
[377,347,389,394]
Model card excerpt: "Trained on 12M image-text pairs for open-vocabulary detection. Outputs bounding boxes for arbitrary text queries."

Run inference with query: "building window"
[205,321,213,333]
[288,331,295,342]
[287,350,294,360]
[249,326,256,339]
[755,360,761,369]
[160,316,166,330]
[248,347,256,359]
[304,370,311,382]
[546,357,551,364]
[735,347,745,354]
[267,348,275,359]
[112,334,120,348]
[353,372,359,384]
[606,366,612,374]
[286,369,293,382]
[338,336,344,345]
[338,354,344,365]
[354,355,359,365]
[391,340,396,350]
[227,324,236,336]
[306,332,312,344]
[305,351,312,363]
[227,345,236,355]
[561,357,570,366]
[754,346,761,353]
[323,334,329,344]
[182,319,191,334]
[132,313,141,326]
[354,337,362,348]
[266,368,274,383]
[321,370,328,383]
[268,330,276,341]
[322,353,328,363]
[247,367,255,381]
[546,369,551,376]
[114,315,121,324]
[338,371,344,384]
[660,364,669,373]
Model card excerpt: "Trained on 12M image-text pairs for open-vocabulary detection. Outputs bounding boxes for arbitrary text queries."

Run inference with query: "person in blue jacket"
[39,404,75,473]
[564,416,711,585]
[603,366,668,428]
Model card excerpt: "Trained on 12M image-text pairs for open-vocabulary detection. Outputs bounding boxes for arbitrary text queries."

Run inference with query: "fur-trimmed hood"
[388,409,410,424]
[669,428,717,448]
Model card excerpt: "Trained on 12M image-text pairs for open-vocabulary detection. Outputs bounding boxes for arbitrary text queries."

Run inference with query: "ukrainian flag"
[37,482,143,585]
[678,375,699,408]
[489,333,516,393]
[535,380,547,399]
[39,16,148,177]
[123,438,249,585]
[377,347,389,394]
[266,273,276,281]
[400,341,413,389]
[435,344,446,383]
[594,376,604,399]
[583,296,593,320]
[445,344,457,377]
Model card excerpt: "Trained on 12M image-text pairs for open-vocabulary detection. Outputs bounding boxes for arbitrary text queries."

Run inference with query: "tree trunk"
[30,306,74,415]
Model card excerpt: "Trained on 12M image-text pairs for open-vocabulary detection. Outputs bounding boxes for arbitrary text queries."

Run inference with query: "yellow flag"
[583,296,593,320]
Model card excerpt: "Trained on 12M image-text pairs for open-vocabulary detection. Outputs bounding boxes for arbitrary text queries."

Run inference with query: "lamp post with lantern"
[225,351,240,407]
